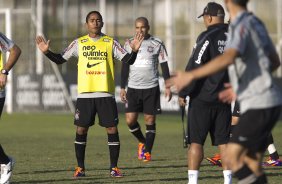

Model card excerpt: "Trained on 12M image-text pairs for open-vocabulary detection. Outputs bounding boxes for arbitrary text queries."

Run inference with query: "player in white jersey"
[0,32,21,184]
[120,17,172,162]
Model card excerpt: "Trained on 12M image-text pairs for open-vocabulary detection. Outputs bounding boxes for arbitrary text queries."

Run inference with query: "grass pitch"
[0,113,282,183]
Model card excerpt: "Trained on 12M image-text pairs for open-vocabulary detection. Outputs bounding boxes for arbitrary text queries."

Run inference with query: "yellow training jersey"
[77,35,114,94]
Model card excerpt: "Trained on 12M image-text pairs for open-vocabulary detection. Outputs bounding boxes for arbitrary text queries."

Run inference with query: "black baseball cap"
[198,2,225,18]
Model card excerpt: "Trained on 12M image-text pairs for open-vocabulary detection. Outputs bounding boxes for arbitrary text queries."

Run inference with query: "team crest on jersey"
[81,38,88,43]
[103,38,110,42]
[75,109,80,120]
[147,46,154,53]
[0,42,7,50]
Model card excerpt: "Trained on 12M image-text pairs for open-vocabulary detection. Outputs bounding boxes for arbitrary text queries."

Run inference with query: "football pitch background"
[0,113,282,184]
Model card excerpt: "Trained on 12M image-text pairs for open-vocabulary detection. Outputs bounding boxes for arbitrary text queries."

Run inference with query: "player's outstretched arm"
[167,48,237,92]
[35,35,67,64]
[35,36,50,54]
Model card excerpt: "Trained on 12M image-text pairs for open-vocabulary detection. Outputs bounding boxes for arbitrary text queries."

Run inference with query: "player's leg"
[218,144,232,184]
[73,126,88,178]
[0,98,9,164]
[143,114,156,162]
[0,97,15,184]
[142,86,161,162]
[262,133,282,166]
[106,126,122,177]
[188,143,203,184]
[124,88,146,159]
[126,113,145,143]
[212,104,232,184]
[97,97,122,177]
[73,98,95,178]
[187,103,211,184]
[226,109,257,183]
[229,106,281,183]
[125,112,146,160]
[0,145,15,184]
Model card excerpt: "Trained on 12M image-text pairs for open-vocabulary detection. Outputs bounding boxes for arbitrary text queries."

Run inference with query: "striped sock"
[145,124,156,153]
[74,133,87,169]
[108,133,120,168]
[129,122,145,143]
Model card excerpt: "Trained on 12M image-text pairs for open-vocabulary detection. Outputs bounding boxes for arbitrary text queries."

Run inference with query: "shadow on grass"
[12,177,102,184]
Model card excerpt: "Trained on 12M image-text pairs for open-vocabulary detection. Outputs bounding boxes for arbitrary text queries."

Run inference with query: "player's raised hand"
[166,71,194,92]
[35,36,50,54]
[130,32,144,52]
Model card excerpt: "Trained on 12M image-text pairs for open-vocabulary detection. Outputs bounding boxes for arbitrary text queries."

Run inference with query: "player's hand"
[178,97,186,107]
[120,88,127,103]
[0,74,7,89]
[218,83,236,103]
[130,32,144,52]
[35,36,50,54]
[166,71,194,92]
[164,87,172,102]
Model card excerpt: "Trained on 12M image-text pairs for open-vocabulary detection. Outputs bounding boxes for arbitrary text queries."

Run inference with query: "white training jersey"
[0,32,14,98]
[124,35,169,89]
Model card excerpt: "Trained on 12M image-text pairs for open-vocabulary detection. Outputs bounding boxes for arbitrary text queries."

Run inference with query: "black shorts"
[74,97,119,128]
[230,105,281,152]
[125,86,161,115]
[232,101,240,117]
[187,100,231,146]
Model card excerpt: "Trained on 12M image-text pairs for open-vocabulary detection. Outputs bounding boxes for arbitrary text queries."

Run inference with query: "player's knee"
[126,120,137,127]
[106,126,118,134]
[76,126,88,135]
[144,114,156,123]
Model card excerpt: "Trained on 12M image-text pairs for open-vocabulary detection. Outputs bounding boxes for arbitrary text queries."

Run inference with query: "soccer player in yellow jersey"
[35,11,144,178]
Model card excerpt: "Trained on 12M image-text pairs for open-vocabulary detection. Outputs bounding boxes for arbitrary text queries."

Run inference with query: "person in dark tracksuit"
[178,2,232,184]
[170,0,282,183]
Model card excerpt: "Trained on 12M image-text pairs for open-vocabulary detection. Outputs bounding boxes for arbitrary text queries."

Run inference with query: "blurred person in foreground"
[36,11,143,178]
[0,32,21,184]
[120,17,172,162]
[178,2,232,184]
[207,101,282,167]
[168,0,282,183]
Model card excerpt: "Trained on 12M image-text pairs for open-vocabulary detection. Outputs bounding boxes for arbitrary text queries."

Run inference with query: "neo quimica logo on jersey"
[82,45,108,60]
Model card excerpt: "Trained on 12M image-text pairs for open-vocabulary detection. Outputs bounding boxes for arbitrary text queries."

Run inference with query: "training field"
[1,113,282,184]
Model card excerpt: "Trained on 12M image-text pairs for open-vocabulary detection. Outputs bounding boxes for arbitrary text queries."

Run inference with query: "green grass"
[0,113,282,183]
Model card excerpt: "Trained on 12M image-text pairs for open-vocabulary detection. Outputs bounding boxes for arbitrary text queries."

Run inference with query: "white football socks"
[188,170,198,184]
[223,170,232,184]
